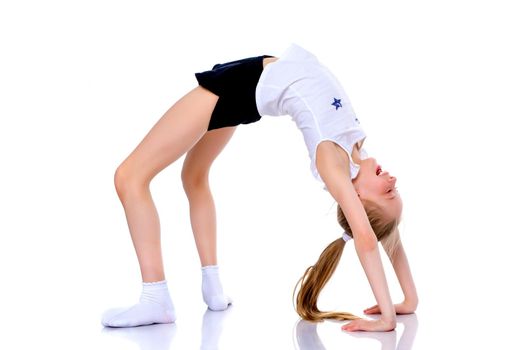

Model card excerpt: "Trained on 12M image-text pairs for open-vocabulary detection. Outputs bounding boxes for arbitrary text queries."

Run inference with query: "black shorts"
[195,54,274,131]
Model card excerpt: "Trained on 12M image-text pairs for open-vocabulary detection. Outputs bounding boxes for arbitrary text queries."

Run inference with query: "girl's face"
[352,157,403,220]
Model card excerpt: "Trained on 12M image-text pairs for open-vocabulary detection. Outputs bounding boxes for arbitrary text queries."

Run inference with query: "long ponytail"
[293,237,359,321]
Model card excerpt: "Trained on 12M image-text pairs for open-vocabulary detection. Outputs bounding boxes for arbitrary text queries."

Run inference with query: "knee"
[181,167,209,194]
[114,164,148,199]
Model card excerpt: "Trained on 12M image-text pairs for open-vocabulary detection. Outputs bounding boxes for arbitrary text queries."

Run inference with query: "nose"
[382,171,396,181]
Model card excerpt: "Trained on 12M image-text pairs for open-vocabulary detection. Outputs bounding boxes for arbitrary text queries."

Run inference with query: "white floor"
[2,1,525,348]
[96,307,420,350]
[3,281,518,350]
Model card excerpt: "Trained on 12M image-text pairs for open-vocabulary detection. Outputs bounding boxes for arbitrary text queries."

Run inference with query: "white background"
[1,0,524,349]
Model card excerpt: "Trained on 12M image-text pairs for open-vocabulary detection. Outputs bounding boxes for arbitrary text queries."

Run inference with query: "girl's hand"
[364,300,417,315]
[342,318,395,332]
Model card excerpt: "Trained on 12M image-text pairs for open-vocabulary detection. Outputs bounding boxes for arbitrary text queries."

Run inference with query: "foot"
[202,265,232,311]
[101,280,176,327]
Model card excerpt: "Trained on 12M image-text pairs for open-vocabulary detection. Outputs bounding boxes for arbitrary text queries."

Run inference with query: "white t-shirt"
[255,43,368,190]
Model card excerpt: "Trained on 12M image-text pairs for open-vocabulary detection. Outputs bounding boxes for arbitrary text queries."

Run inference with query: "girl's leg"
[181,126,236,266]
[181,126,237,311]
[114,86,217,283]
[102,86,218,327]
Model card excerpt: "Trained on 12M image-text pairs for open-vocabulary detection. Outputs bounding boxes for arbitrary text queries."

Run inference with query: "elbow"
[323,181,346,203]
[354,234,378,252]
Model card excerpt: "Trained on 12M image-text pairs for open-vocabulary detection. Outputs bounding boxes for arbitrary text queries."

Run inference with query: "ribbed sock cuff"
[202,265,219,274]
[142,280,168,291]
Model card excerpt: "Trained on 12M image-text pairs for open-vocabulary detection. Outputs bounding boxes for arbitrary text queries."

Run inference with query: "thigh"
[118,86,218,185]
[181,126,237,182]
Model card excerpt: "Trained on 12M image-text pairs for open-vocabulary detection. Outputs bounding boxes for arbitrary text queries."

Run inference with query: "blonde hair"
[293,199,400,322]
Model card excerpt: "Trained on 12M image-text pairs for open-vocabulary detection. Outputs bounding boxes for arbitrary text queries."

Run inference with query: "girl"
[101,43,418,332]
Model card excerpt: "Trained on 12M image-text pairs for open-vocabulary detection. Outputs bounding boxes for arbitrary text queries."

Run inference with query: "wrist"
[380,315,397,330]
[403,297,419,310]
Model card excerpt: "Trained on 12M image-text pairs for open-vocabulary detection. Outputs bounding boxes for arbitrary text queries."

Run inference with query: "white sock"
[202,265,232,311]
[101,280,176,327]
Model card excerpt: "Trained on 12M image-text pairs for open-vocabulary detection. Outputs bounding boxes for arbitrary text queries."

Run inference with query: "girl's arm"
[365,235,419,315]
[365,234,418,314]
[316,141,396,331]
[386,234,418,310]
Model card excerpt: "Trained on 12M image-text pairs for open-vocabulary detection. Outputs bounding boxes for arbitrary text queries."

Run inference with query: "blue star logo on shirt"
[331,98,342,110]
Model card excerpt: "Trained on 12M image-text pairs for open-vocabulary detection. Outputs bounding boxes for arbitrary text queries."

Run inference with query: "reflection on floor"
[101,306,419,350]
[294,314,418,350]
[102,307,232,350]
[102,322,176,350]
